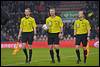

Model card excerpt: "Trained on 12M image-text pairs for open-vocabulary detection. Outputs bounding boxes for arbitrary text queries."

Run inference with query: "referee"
[18,8,37,63]
[46,8,63,63]
[74,11,91,64]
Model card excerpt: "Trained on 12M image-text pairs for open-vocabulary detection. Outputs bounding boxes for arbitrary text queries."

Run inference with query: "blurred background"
[1,1,99,42]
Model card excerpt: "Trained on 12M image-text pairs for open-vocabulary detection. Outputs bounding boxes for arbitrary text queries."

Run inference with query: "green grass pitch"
[1,48,99,66]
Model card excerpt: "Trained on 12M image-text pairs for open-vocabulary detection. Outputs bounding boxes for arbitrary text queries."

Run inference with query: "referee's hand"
[18,34,21,41]
[87,36,90,41]
[33,35,37,40]
[59,33,63,40]
[73,36,76,45]
[74,37,76,40]
[73,35,76,40]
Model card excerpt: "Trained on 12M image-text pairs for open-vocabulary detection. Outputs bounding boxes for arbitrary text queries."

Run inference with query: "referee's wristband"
[74,35,76,37]
[60,32,63,34]
[87,36,90,37]
[34,34,37,35]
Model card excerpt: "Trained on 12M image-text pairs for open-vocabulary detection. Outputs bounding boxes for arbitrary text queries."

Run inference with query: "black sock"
[76,49,80,60]
[56,49,59,56]
[56,49,60,62]
[84,50,87,60]
[29,49,32,62]
[23,48,28,59]
[50,49,54,61]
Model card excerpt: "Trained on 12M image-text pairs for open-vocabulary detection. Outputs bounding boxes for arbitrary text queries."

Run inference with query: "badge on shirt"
[48,21,52,26]
[76,24,80,28]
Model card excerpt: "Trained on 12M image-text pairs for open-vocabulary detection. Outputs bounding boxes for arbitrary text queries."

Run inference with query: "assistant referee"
[18,8,37,63]
[74,11,91,64]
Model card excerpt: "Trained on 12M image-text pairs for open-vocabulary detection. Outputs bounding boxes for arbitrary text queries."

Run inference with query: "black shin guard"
[23,48,28,63]
[23,48,28,58]
[76,49,80,60]
[56,49,60,62]
[56,49,59,56]
[29,49,32,62]
[84,49,87,63]
[50,50,54,61]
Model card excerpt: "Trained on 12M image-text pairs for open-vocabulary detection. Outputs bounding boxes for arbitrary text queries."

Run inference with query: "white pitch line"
[2,52,99,66]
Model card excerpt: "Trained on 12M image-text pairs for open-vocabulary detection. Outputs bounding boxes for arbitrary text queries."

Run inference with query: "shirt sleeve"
[86,20,91,30]
[46,18,49,25]
[74,20,77,30]
[59,17,63,28]
[32,18,37,28]
[20,18,23,29]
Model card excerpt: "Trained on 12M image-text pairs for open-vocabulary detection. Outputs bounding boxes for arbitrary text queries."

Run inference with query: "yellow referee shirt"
[74,19,91,35]
[20,17,37,32]
[46,16,63,33]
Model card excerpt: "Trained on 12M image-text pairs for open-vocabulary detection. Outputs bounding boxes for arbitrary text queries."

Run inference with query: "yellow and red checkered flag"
[86,41,89,57]
[12,41,21,55]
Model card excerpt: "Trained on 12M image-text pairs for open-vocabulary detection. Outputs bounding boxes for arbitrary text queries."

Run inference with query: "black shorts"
[75,34,88,47]
[48,33,60,45]
[22,32,33,45]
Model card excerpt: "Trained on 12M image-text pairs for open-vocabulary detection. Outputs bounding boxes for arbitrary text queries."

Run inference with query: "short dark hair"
[25,8,31,12]
[79,10,86,16]
[23,8,33,17]
[49,7,55,10]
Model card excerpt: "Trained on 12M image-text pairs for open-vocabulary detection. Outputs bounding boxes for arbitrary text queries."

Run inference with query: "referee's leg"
[83,46,87,64]
[22,33,28,63]
[82,35,88,64]
[48,45,55,63]
[75,45,81,64]
[75,36,81,64]
[28,44,32,63]
[54,45,60,63]
[28,32,33,63]
[22,42,28,63]
[54,33,60,63]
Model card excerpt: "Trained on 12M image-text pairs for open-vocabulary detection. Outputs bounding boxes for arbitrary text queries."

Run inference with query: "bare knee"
[83,47,86,50]
[49,45,53,50]
[28,45,32,50]
[22,43,26,49]
[76,45,80,50]
[54,44,59,49]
